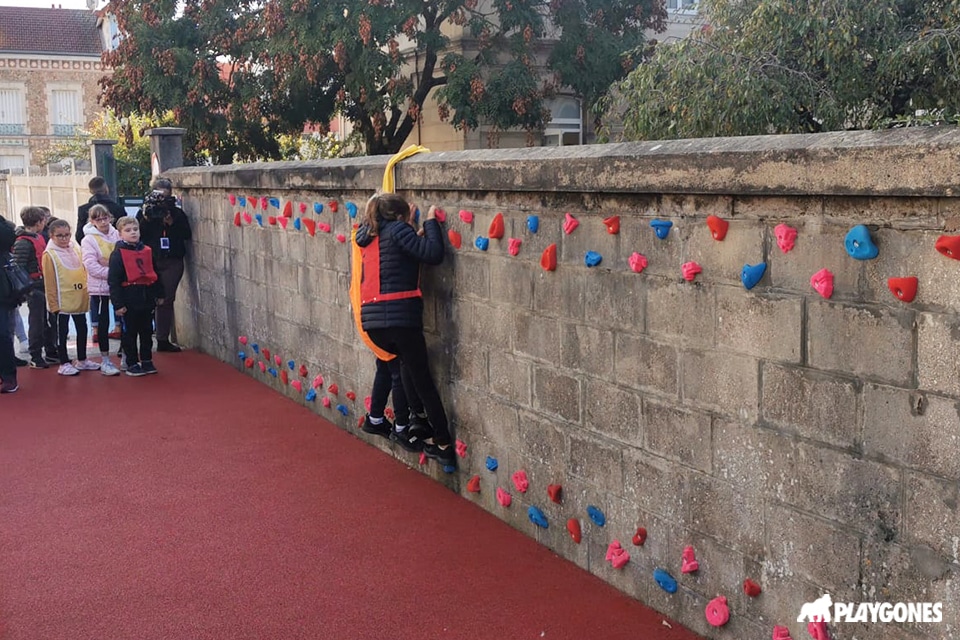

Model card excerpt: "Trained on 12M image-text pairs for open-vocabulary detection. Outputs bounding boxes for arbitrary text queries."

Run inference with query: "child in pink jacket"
[80,204,121,376]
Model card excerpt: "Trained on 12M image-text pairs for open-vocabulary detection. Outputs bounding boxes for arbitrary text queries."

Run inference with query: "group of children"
[11,204,165,378]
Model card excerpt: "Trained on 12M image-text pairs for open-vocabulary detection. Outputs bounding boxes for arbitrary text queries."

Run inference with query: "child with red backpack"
[12,206,58,369]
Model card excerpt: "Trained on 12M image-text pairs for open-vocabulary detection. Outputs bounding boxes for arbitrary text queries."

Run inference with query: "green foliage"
[102,0,666,159]
[610,0,960,141]
[275,131,364,161]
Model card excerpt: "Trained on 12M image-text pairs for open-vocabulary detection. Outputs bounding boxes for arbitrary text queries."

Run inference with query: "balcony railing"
[0,123,25,135]
[52,124,81,137]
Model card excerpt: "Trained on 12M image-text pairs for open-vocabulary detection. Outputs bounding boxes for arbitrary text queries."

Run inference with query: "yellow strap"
[351,145,431,360]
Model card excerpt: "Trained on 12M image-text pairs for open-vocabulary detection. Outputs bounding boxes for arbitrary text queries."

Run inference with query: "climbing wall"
[172,129,960,640]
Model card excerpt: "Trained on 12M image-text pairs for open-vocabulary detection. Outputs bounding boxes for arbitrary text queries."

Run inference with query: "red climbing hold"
[448,229,462,249]
[268,215,277,226]
[887,276,918,303]
[282,201,293,218]
[299,364,308,377]
[238,336,248,345]
[566,518,582,543]
[280,370,288,384]
[263,348,271,361]
[260,197,269,210]
[328,383,339,395]
[467,475,481,493]
[274,354,282,367]
[496,487,512,507]
[508,238,521,256]
[384,407,394,420]
[244,357,254,369]
[488,212,505,239]
[681,545,699,573]
[302,219,317,236]
[251,197,259,209]
[455,439,467,458]
[357,416,365,429]
[242,212,253,225]
[547,484,562,504]
[807,620,830,640]
[511,470,529,493]
[458,210,474,224]
[322,397,331,408]
[935,234,960,259]
[773,625,794,640]
[434,208,446,223]
[346,391,356,401]
[278,217,288,229]
[336,234,347,243]
[605,540,630,569]
[563,212,579,235]
[541,244,558,272]
[312,374,324,389]
[291,380,302,392]
[258,361,267,373]
[632,527,647,546]
[233,212,242,227]
[328,200,339,212]
[364,396,372,411]
[707,215,729,241]
[603,215,620,234]
[705,596,730,627]
[743,578,762,597]
[682,261,702,282]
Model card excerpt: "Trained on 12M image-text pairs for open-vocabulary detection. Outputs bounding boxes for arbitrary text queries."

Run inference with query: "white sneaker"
[58,362,80,376]
[75,359,101,371]
[100,360,120,376]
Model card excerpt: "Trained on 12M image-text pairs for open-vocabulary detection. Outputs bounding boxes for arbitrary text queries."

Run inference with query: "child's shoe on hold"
[407,413,433,442]
[423,442,457,470]
[100,358,120,377]
[141,361,158,375]
[58,362,80,376]
[125,363,147,377]
[361,414,392,440]
[75,359,101,372]
[390,425,425,453]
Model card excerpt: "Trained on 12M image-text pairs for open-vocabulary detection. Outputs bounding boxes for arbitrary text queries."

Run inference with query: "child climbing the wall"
[42,220,100,376]
[361,357,429,453]
[80,204,121,376]
[355,192,455,468]
[108,217,165,377]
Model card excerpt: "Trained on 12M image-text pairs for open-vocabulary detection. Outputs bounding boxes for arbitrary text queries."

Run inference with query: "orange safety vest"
[27,235,45,278]
[358,235,422,304]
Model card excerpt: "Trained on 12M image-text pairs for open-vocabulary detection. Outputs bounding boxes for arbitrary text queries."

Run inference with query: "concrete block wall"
[169,128,960,640]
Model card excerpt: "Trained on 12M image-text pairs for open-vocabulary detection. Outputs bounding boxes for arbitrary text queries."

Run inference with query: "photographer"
[136,178,191,352]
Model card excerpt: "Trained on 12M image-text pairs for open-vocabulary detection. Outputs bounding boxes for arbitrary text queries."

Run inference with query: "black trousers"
[90,295,111,354]
[121,308,154,365]
[369,358,425,427]
[26,290,56,360]
[57,313,87,364]
[366,327,450,445]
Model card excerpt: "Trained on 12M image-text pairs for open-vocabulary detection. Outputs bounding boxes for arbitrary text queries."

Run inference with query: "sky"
[0,0,96,8]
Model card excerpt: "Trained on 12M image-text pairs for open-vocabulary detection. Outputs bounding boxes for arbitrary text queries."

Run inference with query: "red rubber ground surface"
[0,351,702,640]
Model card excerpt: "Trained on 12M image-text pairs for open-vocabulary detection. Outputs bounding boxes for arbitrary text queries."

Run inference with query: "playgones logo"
[798,594,943,624]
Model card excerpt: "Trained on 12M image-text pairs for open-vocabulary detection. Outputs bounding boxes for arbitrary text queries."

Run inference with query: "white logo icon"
[798,594,833,623]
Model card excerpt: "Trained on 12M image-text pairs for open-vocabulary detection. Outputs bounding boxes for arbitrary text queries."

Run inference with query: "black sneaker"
[390,426,425,453]
[14,357,28,367]
[407,413,433,441]
[29,357,49,369]
[0,380,18,394]
[156,340,182,353]
[125,363,148,377]
[361,415,392,440]
[423,443,457,469]
[141,361,158,375]
[43,355,60,365]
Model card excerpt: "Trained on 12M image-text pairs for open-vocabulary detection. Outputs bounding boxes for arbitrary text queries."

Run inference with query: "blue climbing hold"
[528,506,549,529]
[844,224,879,260]
[585,251,603,267]
[741,262,767,290]
[346,202,358,218]
[586,505,606,527]
[475,236,489,251]
[305,388,317,402]
[654,568,678,593]
[287,360,295,370]
[485,456,499,471]
[650,219,673,239]
[267,367,278,378]
[255,213,263,226]
[238,196,247,207]
[527,215,540,233]
[268,197,280,209]
[442,464,457,474]
[251,343,259,354]
[238,351,245,359]
[336,403,349,416]
[313,202,323,215]
[293,217,302,231]
[413,208,421,225]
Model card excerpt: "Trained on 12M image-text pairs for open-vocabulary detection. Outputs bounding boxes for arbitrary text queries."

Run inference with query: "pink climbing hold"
[511,470,529,493]
[384,407,395,420]
[434,208,446,223]
[419,452,427,465]
[260,196,269,210]
[322,397,331,408]
[263,348,271,360]
[318,222,332,233]
[312,374,324,389]
[238,336,248,345]
[810,268,834,299]
[775,224,798,253]
[336,234,347,243]
[278,217,288,229]
[772,626,793,640]
[274,354,282,366]
[605,540,630,569]
[681,545,699,573]
[242,212,253,225]
[508,237,522,256]
[455,439,467,458]
[228,194,237,206]
[364,396,372,411]
[346,391,356,401]
[496,487,512,507]
[299,202,308,214]
[258,361,267,373]
[291,380,302,392]
[458,210,474,224]
[705,596,730,627]
[629,252,648,274]
[563,212,579,235]
[807,620,830,640]
[682,261,702,282]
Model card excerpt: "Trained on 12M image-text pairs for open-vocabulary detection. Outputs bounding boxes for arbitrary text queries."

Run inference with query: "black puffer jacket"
[0,217,18,309]
[356,217,444,330]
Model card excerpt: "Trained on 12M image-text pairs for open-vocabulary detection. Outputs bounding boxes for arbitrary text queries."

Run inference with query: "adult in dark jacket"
[0,216,20,392]
[136,177,191,352]
[76,176,127,243]
[355,193,453,467]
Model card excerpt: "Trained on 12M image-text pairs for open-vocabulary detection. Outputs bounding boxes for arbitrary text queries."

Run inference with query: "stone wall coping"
[167,126,960,197]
